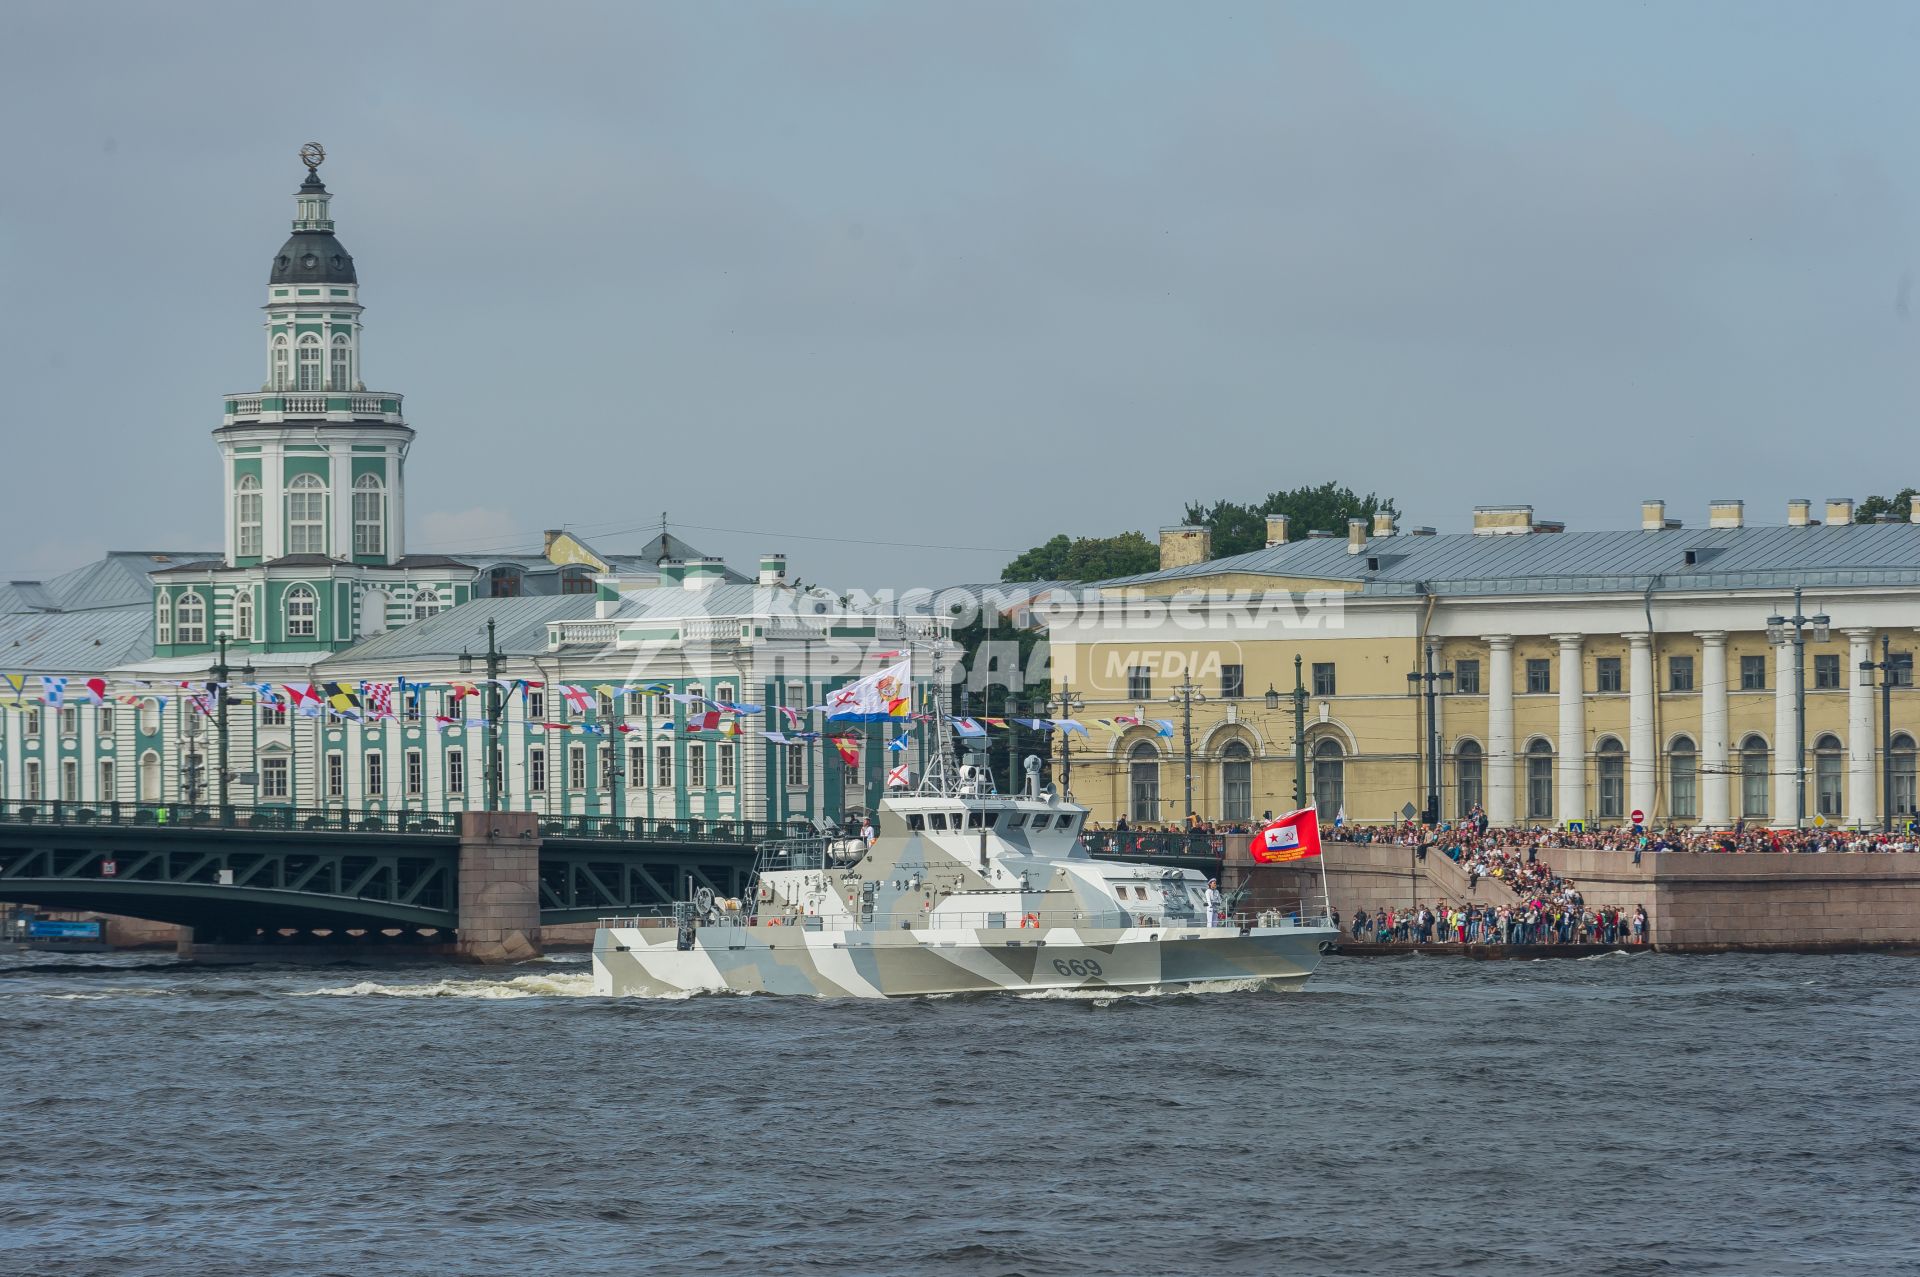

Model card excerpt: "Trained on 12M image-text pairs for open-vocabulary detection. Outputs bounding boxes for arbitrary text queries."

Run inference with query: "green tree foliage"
[1855,488,1917,523]
[1000,531,1159,582]
[1185,483,1400,560]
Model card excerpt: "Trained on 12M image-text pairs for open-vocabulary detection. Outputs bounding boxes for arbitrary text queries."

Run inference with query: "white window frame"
[569,744,587,791]
[287,475,327,555]
[61,758,78,801]
[330,333,352,391]
[236,475,263,558]
[688,742,706,789]
[98,758,116,800]
[261,755,290,799]
[326,752,345,799]
[447,749,464,795]
[24,759,41,802]
[156,593,173,645]
[59,707,79,737]
[405,749,424,797]
[271,335,290,390]
[296,333,323,391]
[655,744,673,788]
[175,590,207,645]
[718,743,735,789]
[412,587,439,621]
[352,474,385,557]
[285,584,318,638]
[98,705,116,736]
[367,752,385,796]
[526,689,545,720]
[529,747,547,793]
[786,744,806,788]
[234,588,255,642]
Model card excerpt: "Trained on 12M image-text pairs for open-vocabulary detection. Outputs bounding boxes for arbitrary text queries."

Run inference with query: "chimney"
[1408,526,1437,537]
[1471,505,1534,536]
[543,529,561,556]
[1911,493,1920,525]
[683,557,725,590]
[758,552,787,587]
[1264,514,1290,548]
[1158,526,1211,570]
[1346,518,1368,554]
[1641,499,1666,531]
[1787,499,1811,527]
[656,557,685,587]
[1826,497,1855,526]
[1372,511,1396,537]
[595,577,620,619]
[1708,499,1744,529]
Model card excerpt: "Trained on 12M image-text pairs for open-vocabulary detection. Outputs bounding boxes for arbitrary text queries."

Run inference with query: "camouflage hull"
[591,922,1337,998]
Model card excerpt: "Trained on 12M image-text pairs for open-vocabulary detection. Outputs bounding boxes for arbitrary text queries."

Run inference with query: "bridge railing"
[0,800,457,837]
[536,814,821,846]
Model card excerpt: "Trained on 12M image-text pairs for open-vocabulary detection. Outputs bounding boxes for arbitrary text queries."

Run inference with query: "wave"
[294,972,599,999]
[1015,976,1274,1002]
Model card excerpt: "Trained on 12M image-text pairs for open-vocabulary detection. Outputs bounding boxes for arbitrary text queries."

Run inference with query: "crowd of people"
[1349,901,1650,947]
[1327,809,1920,856]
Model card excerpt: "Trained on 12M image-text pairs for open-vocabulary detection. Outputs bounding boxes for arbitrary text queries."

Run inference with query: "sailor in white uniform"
[1204,878,1224,927]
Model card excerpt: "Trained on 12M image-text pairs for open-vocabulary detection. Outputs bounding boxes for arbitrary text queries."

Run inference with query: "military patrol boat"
[591,756,1337,998]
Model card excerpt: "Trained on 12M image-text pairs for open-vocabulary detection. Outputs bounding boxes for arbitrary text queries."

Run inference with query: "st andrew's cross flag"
[1251,808,1323,863]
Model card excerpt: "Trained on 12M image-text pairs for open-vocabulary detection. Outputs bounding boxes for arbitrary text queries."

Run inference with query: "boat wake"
[1015,977,1276,1001]
[295,972,599,999]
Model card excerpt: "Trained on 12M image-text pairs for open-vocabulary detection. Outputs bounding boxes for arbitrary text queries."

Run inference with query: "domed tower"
[218,143,412,572]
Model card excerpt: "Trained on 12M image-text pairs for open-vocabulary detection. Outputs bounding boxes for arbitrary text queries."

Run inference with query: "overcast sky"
[3,1,1915,588]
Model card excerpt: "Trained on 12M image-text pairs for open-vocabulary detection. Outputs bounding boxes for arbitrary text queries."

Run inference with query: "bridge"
[0,802,1224,959]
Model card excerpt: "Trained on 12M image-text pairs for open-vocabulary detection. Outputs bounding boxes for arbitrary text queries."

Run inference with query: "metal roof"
[32,552,218,611]
[317,595,597,668]
[0,607,154,673]
[1104,522,1920,596]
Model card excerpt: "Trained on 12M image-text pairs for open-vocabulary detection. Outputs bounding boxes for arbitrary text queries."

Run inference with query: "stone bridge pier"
[456,812,543,963]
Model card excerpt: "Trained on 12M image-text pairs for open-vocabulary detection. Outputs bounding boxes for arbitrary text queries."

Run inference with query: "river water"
[2,949,1915,1277]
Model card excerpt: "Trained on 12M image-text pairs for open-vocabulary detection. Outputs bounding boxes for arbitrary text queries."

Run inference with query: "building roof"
[5,552,220,612]
[1104,522,1920,597]
[270,173,356,284]
[0,607,154,673]
[316,594,597,668]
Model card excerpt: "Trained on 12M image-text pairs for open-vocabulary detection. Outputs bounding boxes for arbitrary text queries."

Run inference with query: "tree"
[1000,531,1159,582]
[1855,488,1917,523]
[1185,482,1399,560]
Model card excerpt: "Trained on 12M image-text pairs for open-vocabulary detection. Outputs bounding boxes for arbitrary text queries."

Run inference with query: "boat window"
[1055,814,1073,829]
[967,811,984,829]
[983,812,999,828]
[908,814,925,830]
[929,813,948,830]
[1007,814,1026,828]
[1135,886,1149,900]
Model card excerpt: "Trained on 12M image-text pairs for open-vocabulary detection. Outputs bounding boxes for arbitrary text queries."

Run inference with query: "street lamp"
[1765,586,1829,827]
[1407,645,1455,826]
[1860,636,1914,832]
[1046,686,1084,798]
[1166,681,1208,823]
[459,618,508,811]
[210,632,256,823]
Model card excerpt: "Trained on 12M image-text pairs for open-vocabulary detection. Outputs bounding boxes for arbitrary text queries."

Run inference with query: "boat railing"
[598,908,1336,933]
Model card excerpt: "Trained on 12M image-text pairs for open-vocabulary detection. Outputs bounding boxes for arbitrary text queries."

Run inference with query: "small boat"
[592,757,1337,998]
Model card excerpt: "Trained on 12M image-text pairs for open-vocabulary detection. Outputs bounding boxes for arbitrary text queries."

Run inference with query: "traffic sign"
[1630,809,1645,825]
[1401,802,1418,821]
[100,858,118,878]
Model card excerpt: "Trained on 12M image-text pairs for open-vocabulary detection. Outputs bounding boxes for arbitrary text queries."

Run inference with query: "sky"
[2,1,1915,588]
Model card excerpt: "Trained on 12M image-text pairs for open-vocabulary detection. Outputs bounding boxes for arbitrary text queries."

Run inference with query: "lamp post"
[458,617,507,812]
[1859,636,1913,832]
[1766,588,1830,828]
[1166,681,1208,823]
[1046,686,1084,798]
[1406,644,1455,826]
[210,632,254,822]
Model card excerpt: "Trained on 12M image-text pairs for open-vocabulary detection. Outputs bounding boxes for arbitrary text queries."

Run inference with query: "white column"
[1698,633,1729,826]
[1774,640,1797,827]
[1485,636,1515,825]
[1627,632,1656,822]
[1554,635,1587,824]
[328,441,353,560]
[263,443,286,561]
[1847,629,1875,828]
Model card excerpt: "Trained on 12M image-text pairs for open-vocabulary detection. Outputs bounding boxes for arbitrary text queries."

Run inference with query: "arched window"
[287,474,326,554]
[352,474,385,557]
[155,592,172,645]
[1312,738,1344,821]
[412,587,440,621]
[285,584,317,638]
[1455,740,1483,817]
[1814,733,1844,820]
[1669,736,1698,819]
[559,565,596,595]
[1893,733,1917,818]
[488,566,523,598]
[1596,737,1625,819]
[296,334,323,391]
[330,334,352,390]
[1526,740,1554,820]
[139,750,161,803]
[1220,739,1252,823]
[175,590,206,645]
[233,589,254,642]
[1128,741,1160,823]
[1741,735,1770,819]
[271,335,290,390]
[235,474,262,558]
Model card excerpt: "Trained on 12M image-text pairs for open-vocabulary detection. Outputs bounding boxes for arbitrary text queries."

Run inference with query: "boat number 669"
[1051,958,1102,978]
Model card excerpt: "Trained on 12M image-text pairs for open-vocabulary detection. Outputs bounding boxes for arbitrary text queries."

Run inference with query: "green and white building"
[0,154,953,826]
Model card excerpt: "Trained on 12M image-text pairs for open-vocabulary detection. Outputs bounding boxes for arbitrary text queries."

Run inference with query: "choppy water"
[2,949,1916,1277]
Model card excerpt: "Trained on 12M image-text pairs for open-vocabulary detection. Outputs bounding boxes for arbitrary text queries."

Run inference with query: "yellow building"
[1044,498,1920,831]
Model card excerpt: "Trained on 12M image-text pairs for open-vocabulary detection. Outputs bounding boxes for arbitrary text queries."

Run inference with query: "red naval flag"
[1251,808,1323,863]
